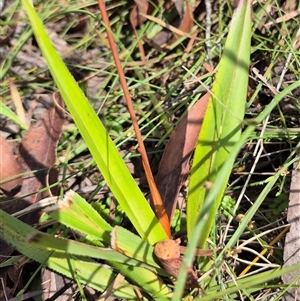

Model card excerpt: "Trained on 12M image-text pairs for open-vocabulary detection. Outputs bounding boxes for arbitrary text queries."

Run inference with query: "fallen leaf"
[0,265,24,301]
[0,92,65,299]
[41,269,76,301]
[167,1,194,46]
[16,92,65,204]
[130,0,152,28]
[0,135,23,192]
[155,92,210,221]
[139,12,195,40]
[172,0,184,18]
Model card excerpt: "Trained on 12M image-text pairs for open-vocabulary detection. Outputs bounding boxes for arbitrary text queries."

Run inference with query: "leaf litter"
[0,92,64,299]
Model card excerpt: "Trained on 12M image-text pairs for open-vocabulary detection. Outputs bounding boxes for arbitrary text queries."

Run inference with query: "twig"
[96,0,171,238]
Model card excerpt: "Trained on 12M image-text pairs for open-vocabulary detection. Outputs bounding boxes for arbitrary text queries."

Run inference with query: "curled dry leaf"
[154,239,200,289]
[154,92,210,221]
[0,135,23,192]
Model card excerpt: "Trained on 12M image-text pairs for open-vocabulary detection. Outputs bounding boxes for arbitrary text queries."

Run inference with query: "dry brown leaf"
[0,135,23,192]
[40,269,76,301]
[130,0,152,28]
[139,12,196,40]
[16,92,65,204]
[167,1,194,46]
[154,92,210,221]
[131,0,195,50]
[0,265,24,301]
[265,9,300,26]
[154,239,200,289]
[0,93,65,299]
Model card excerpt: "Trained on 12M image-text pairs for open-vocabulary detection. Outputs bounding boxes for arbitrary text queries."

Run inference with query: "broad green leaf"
[28,231,142,267]
[45,192,165,275]
[1,209,171,299]
[113,262,172,300]
[187,0,252,247]
[45,190,112,243]
[20,0,167,245]
[111,226,164,271]
[29,229,168,276]
[0,209,139,299]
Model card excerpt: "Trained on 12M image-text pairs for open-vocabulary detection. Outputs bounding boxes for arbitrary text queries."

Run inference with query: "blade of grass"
[111,226,164,271]
[194,265,300,301]
[0,101,28,130]
[112,262,172,300]
[187,0,252,247]
[21,0,167,245]
[28,232,143,267]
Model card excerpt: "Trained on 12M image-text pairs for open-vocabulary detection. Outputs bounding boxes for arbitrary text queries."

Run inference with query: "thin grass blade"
[194,265,300,301]
[173,79,300,301]
[0,101,28,130]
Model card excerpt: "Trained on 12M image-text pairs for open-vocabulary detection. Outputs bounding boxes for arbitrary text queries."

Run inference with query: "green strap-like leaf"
[187,0,252,247]
[45,190,112,243]
[0,209,138,299]
[20,0,167,245]
[1,209,172,299]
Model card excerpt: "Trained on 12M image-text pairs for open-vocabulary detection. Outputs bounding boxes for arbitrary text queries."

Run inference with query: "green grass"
[0,0,300,300]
